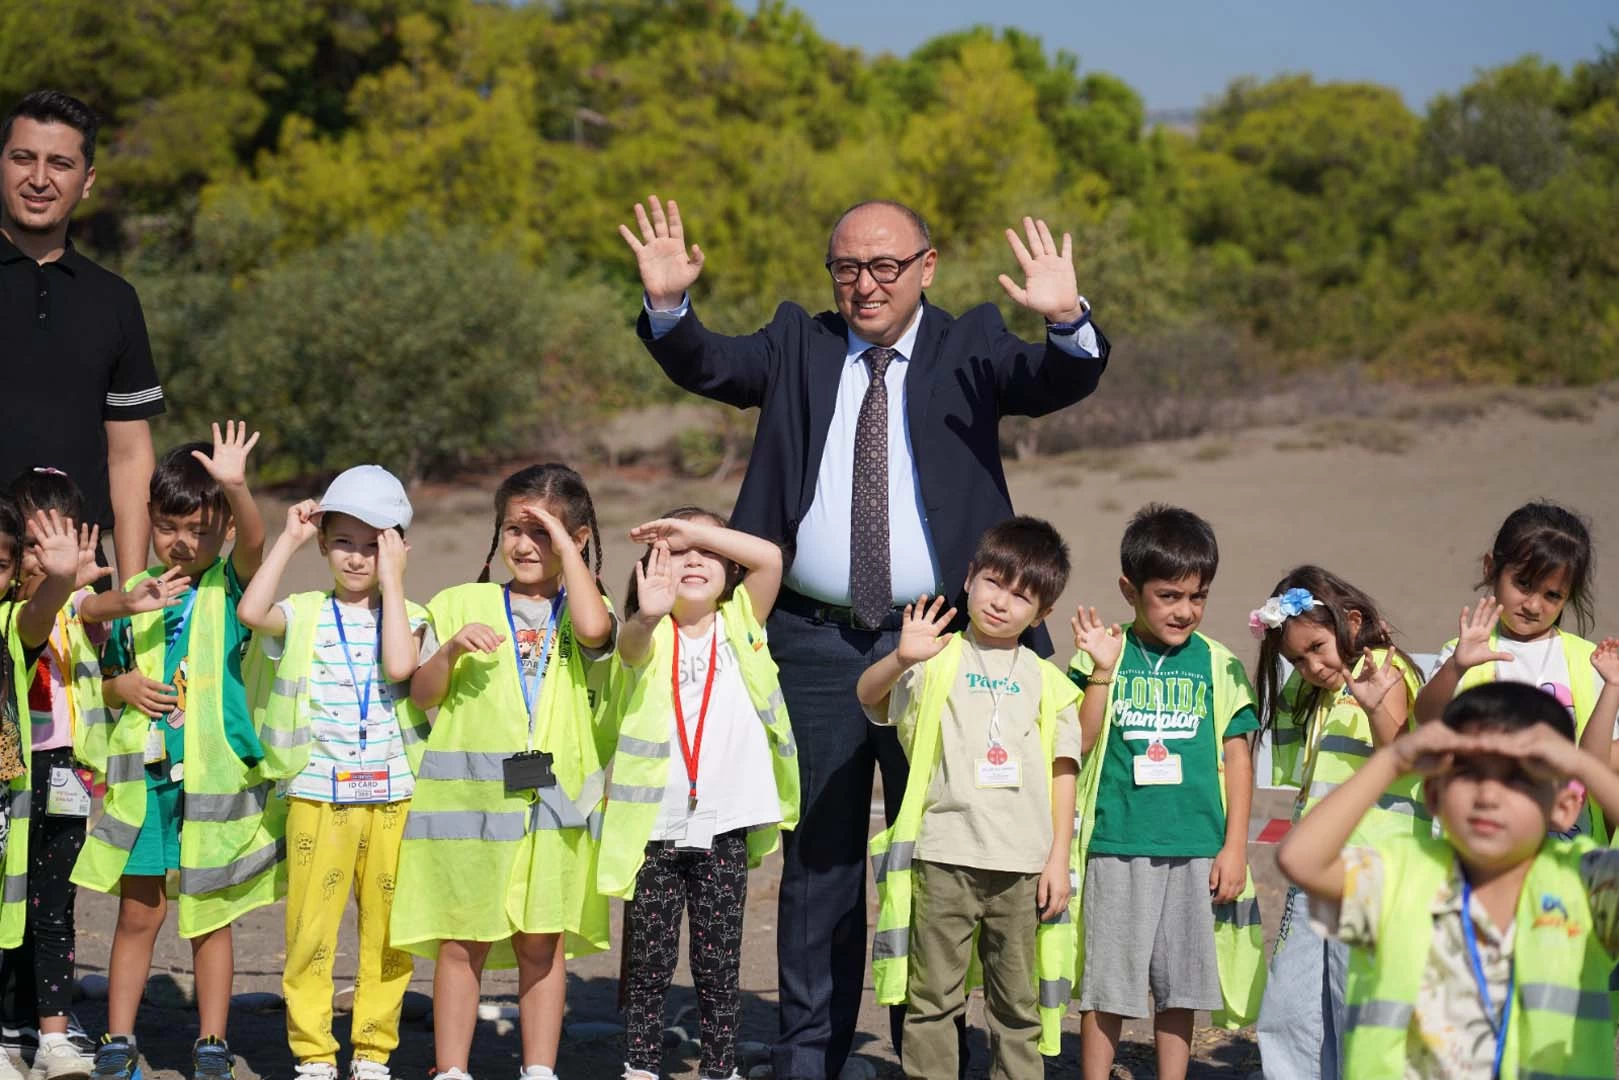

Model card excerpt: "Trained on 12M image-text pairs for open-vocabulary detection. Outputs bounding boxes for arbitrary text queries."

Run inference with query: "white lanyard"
[967,638,1019,745]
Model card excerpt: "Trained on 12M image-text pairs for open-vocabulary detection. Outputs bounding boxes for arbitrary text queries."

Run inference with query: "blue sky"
[780,0,1617,112]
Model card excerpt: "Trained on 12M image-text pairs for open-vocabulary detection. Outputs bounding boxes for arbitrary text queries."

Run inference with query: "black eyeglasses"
[825,248,930,285]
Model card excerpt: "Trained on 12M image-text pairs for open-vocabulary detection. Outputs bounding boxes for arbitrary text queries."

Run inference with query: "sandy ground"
[41,395,1619,1079]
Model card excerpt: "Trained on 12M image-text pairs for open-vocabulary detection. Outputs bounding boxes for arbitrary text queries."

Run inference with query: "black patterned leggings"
[622,829,749,1078]
[0,747,87,1022]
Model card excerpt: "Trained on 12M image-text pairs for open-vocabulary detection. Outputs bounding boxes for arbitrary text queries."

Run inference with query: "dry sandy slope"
[62,399,1619,1079]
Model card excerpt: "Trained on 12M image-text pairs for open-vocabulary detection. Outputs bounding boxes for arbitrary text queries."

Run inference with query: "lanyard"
[167,588,198,651]
[330,598,379,755]
[1460,871,1514,1079]
[966,636,1018,744]
[504,585,563,749]
[1127,631,1173,738]
[671,623,719,807]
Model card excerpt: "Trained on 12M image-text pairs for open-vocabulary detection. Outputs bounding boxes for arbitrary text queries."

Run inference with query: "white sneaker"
[430,1070,471,1080]
[294,1065,337,1080]
[621,1068,657,1080]
[517,1068,555,1080]
[0,1051,25,1080]
[29,1036,91,1080]
[347,1062,389,1080]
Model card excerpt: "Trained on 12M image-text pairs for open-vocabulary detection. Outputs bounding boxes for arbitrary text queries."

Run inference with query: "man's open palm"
[997,216,1083,323]
[619,196,705,309]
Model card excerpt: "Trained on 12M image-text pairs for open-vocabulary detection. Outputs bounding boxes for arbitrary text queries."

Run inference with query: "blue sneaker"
[190,1039,233,1080]
[89,1037,138,1080]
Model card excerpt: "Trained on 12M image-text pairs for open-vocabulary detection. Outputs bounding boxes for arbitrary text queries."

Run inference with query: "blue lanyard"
[330,598,379,754]
[167,588,198,651]
[503,585,564,745]
[1460,872,1514,1079]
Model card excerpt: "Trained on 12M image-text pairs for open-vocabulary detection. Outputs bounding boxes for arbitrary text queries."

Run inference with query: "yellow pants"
[284,797,414,1064]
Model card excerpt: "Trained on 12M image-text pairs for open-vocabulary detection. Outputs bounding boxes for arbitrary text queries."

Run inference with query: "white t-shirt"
[650,613,781,845]
[261,597,426,803]
[1430,635,1602,720]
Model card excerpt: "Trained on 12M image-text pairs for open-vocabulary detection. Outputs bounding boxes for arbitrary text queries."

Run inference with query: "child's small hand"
[446,623,505,660]
[1036,854,1072,921]
[124,566,190,616]
[1070,606,1123,674]
[73,522,112,589]
[1209,842,1247,904]
[282,500,320,547]
[112,672,178,718]
[629,517,706,553]
[1344,647,1403,714]
[1592,637,1619,687]
[895,595,957,666]
[1469,723,1585,783]
[377,529,409,591]
[190,420,260,490]
[1452,597,1513,672]
[632,540,679,621]
[522,505,579,554]
[27,509,81,582]
[1389,721,1480,777]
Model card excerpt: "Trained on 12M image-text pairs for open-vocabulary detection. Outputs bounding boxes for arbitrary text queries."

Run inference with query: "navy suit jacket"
[638,298,1110,654]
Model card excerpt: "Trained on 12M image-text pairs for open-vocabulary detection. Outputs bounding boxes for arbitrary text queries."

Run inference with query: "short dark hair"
[970,516,1070,610]
[1442,681,1575,743]
[150,442,228,520]
[10,466,86,523]
[1,90,99,168]
[1120,503,1219,589]
[827,200,932,257]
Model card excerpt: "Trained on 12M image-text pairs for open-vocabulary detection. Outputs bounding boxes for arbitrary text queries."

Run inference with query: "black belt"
[775,588,908,632]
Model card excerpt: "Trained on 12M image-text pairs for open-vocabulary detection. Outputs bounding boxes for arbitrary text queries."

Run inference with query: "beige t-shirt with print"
[866,640,1081,874]
[1312,844,1619,1080]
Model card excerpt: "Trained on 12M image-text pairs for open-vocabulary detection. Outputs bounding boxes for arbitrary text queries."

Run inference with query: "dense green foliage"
[6,2,1615,479]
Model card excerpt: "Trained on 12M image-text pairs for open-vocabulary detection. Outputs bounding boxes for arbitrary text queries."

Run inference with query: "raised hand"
[282,500,320,547]
[895,595,958,666]
[619,196,705,309]
[629,517,707,553]
[124,566,190,616]
[1070,605,1123,673]
[446,623,505,660]
[1452,597,1513,672]
[1344,647,1403,713]
[190,420,260,489]
[73,522,113,589]
[1389,721,1482,777]
[377,529,409,592]
[996,216,1084,323]
[27,509,81,582]
[521,504,580,556]
[632,541,679,621]
[1592,637,1619,687]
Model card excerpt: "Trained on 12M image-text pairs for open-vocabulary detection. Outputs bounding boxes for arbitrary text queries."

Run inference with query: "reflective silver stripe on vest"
[1346,999,1413,1030]
[529,785,591,831]
[259,724,311,751]
[1040,907,1072,926]
[399,719,427,746]
[2,875,24,904]
[1038,977,1071,1009]
[1317,734,1373,757]
[1214,897,1263,928]
[871,840,915,885]
[89,812,141,852]
[1519,981,1611,1021]
[1307,781,1430,819]
[105,752,147,786]
[608,782,663,804]
[871,927,908,962]
[185,785,270,824]
[404,809,529,842]
[615,735,670,759]
[178,838,285,895]
[418,750,509,783]
[73,661,102,682]
[1272,727,1302,745]
[271,676,306,699]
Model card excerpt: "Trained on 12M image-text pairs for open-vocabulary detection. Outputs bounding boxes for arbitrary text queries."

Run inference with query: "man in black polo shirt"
[0,90,163,583]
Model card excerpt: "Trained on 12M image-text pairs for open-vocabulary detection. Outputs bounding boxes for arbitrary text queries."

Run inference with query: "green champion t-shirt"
[1076,629,1258,858]
[102,559,261,786]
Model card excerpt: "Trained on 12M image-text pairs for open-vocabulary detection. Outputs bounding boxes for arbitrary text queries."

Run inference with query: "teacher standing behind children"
[619,196,1111,1080]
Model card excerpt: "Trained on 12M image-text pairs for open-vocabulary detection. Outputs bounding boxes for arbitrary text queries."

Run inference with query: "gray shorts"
[1077,854,1223,1018]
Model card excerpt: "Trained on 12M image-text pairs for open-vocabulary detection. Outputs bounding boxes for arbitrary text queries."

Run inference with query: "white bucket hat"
[315,465,413,530]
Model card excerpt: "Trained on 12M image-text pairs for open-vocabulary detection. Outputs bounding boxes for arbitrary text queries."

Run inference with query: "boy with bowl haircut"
[74,422,277,1080]
[1067,503,1264,1080]
[1278,682,1619,1079]
[857,516,1082,1080]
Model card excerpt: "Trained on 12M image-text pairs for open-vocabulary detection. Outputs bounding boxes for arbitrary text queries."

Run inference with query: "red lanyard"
[671,625,719,807]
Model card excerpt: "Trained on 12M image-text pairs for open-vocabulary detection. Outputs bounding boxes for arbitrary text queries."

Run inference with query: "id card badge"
[332,768,391,803]
[46,766,93,817]
[1133,741,1183,786]
[502,750,556,794]
[976,742,1021,789]
[144,721,166,765]
[678,807,717,851]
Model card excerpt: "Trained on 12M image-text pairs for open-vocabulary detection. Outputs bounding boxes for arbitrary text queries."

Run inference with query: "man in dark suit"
[620,196,1109,1080]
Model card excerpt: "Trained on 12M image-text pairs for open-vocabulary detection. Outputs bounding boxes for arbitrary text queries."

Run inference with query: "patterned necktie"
[850,346,898,629]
